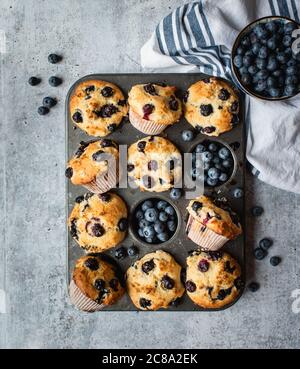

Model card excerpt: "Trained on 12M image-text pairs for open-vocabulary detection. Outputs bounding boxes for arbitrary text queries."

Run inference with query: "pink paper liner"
[83,166,119,194]
[129,109,167,135]
[69,279,104,312]
[186,215,229,251]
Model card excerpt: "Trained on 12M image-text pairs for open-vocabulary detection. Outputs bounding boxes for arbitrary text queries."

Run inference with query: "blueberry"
[208,167,220,180]
[241,73,252,85]
[266,77,277,88]
[256,69,269,80]
[48,76,62,87]
[115,246,127,260]
[286,75,298,85]
[270,256,281,266]
[233,188,243,198]
[243,55,253,67]
[165,205,175,216]
[139,298,152,308]
[182,130,194,142]
[267,36,278,50]
[283,35,292,47]
[248,282,260,292]
[143,225,155,238]
[208,143,218,152]
[249,32,258,44]
[248,65,258,75]
[245,50,254,57]
[202,151,213,162]
[287,58,297,67]
[268,87,281,98]
[135,210,144,220]
[108,123,117,132]
[94,279,105,291]
[251,206,264,217]
[233,55,243,68]
[266,58,278,71]
[139,219,150,229]
[206,177,218,187]
[127,246,138,257]
[254,80,267,93]
[84,258,99,270]
[185,280,196,293]
[38,106,49,115]
[145,237,155,244]
[251,42,261,56]
[284,84,297,96]
[286,65,298,76]
[241,36,251,47]
[159,211,168,222]
[142,259,155,273]
[222,158,233,168]
[141,200,153,212]
[259,238,273,251]
[157,200,168,210]
[154,221,166,234]
[256,58,267,70]
[253,24,268,39]
[265,21,277,33]
[48,54,62,64]
[28,76,41,86]
[276,51,288,64]
[200,104,213,116]
[138,228,144,238]
[284,21,298,34]
[258,46,268,59]
[144,208,158,222]
[219,172,228,182]
[157,232,169,242]
[213,156,221,164]
[236,46,245,55]
[254,247,267,260]
[218,147,230,159]
[195,144,206,153]
[43,96,57,108]
[170,188,182,200]
[167,220,176,232]
[65,167,73,178]
[239,66,249,75]
[118,218,128,232]
[273,69,283,78]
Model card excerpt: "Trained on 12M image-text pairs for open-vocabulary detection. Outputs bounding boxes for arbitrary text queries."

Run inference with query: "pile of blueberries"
[191,140,234,187]
[233,19,300,98]
[133,199,177,244]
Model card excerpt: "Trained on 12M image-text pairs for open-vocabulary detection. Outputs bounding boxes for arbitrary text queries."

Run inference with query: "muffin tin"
[66,73,245,311]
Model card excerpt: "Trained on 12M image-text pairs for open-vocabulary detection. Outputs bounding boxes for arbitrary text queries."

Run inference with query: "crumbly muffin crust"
[126,250,185,310]
[68,192,128,252]
[70,79,128,137]
[183,77,240,136]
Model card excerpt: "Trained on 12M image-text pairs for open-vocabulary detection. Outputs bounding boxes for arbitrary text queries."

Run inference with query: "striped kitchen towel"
[141,0,300,194]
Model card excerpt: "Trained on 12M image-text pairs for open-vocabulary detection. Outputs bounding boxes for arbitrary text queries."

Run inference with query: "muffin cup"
[186,214,229,251]
[69,279,104,312]
[83,166,119,194]
[129,109,168,135]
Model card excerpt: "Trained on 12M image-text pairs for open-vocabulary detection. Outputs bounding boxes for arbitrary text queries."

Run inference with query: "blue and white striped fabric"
[141,0,300,194]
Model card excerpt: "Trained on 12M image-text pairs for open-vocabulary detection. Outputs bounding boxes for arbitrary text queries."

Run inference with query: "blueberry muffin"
[185,250,243,309]
[126,250,185,310]
[127,136,182,192]
[183,77,240,136]
[65,139,119,193]
[128,83,182,135]
[70,80,128,137]
[68,192,128,253]
[186,196,242,251]
[69,255,124,312]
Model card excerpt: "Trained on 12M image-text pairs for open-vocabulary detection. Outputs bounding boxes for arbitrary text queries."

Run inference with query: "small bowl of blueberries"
[232,16,300,100]
[190,139,236,188]
[130,197,181,246]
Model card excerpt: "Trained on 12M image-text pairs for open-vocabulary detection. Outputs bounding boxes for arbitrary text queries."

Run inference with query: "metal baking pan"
[66,73,245,311]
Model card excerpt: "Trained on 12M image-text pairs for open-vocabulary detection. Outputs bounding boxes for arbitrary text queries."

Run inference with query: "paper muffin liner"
[129,109,167,135]
[186,214,229,251]
[69,279,104,312]
[83,166,119,194]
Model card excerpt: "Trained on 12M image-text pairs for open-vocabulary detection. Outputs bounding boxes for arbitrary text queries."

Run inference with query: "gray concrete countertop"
[0,0,299,349]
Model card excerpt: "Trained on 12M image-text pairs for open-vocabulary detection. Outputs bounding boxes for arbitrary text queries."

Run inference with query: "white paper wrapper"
[69,279,104,312]
[83,166,118,194]
[186,214,229,251]
[129,109,167,135]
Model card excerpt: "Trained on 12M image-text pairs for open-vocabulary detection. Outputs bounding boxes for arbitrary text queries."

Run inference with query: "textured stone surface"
[0,0,299,349]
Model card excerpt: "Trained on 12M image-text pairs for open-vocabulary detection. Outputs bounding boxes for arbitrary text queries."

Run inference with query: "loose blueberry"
[118,218,128,232]
[28,76,41,86]
[284,21,298,34]
[38,106,49,115]
[233,188,244,198]
[218,147,230,160]
[282,35,292,47]
[114,246,127,260]
[248,65,259,75]
[259,238,273,251]
[170,188,182,200]
[48,76,62,87]
[266,58,278,72]
[254,247,267,260]
[269,87,281,98]
[138,228,144,238]
[208,142,218,152]
[270,256,281,266]
[43,96,57,108]
[127,246,138,257]
[144,208,158,223]
[141,200,153,211]
[253,24,268,39]
[48,54,62,64]
[181,130,194,142]
[284,84,297,96]
[248,282,260,292]
[251,206,264,217]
